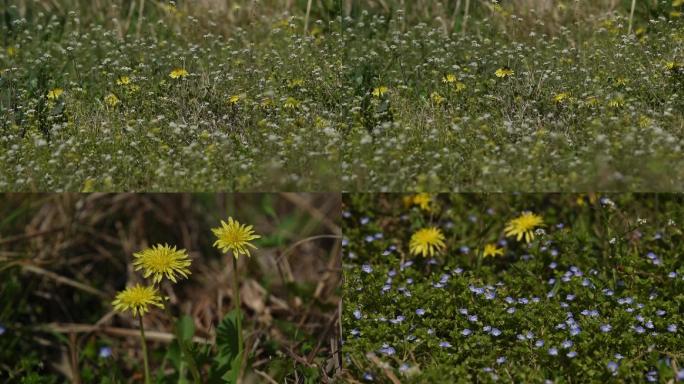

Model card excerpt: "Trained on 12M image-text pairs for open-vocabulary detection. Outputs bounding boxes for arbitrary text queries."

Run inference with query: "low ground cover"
[342,194,684,382]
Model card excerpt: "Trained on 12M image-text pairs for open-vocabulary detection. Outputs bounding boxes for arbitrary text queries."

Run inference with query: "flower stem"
[232,255,243,354]
[139,316,151,384]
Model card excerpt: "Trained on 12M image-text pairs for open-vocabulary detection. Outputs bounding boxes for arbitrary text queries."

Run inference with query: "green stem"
[232,255,242,354]
[139,316,151,384]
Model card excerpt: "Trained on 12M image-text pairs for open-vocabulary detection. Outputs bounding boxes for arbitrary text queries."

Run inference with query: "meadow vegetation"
[342,194,684,382]
[1,1,683,191]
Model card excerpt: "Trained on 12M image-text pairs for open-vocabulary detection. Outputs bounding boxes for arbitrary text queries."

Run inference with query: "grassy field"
[0,193,341,383]
[342,194,684,382]
[1,1,683,191]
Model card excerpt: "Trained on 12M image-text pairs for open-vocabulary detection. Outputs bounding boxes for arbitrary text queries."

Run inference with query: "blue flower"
[633,325,645,334]
[561,340,573,349]
[667,324,677,333]
[439,341,452,348]
[353,309,362,319]
[399,363,410,372]
[548,347,558,356]
[468,315,478,322]
[496,356,506,364]
[379,344,396,355]
[567,351,577,358]
[462,328,472,336]
[491,328,502,337]
[416,308,425,316]
[677,369,684,380]
[607,361,619,374]
[600,324,612,333]
[0,324,5,336]
[549,262,557,269]
[99,346,112,359]
[360,217,370,225]
[535,339,545,348]
[361,264,373,273]
[363,372,374,381]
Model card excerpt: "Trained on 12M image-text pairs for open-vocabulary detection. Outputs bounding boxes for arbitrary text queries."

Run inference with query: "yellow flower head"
[553,92,570,104]
[372,86,389,98]
[6,46,17,57]
[47,88,64,100]
[442,73,457,83]
[133,244,192,284]
[409,227,446,257]
[112,284,164,317]
[116,76,131,86]
[283,97,300,109]
[495,67,514,78]
[169,68,189,79]
[105,93,120,107]
[229,95,241,105]
[483,243,504,258]
[504,212,544,243]
[412,193,432,211]
[212,217,261,258]
[430,92,445,105]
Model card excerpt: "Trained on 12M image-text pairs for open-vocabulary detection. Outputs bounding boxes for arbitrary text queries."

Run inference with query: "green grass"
[342,194,684,382]
[1,1,683,191]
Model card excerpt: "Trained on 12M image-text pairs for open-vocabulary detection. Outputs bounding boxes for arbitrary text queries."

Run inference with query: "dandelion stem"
[628,0,636,35]
[138,316,151,384]
[232,255,243,355]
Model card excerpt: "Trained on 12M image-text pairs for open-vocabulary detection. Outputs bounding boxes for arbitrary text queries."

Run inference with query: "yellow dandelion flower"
[212,217,261,258]
[495,67,514,78]
[614,77,628,86]
[671,10,682,18]
[112,284,164,317]
[287,78,304,88]
[674,0,684,7]
[585,96,599,107]
[442,73,457,83]
[483,243,504,258]
[430,92,445,105]
[47,88,64,100]
[553,92,570,104]
[504,212,544,243]
[104,93,120,107]
[608,96,625,109]
[169,68,189,79]
[116,76,131,86]
[409,227,446,257]
[454,82,467,92]
[229,95,241,105]
[132,244,192,284]
[283,97,300,109]
[6,46,16,57]
[372,86,389,97]
[412,193,432,211]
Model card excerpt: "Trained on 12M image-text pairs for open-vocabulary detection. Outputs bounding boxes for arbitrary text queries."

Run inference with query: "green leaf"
[176,315,195,343]
[208,309,242,384]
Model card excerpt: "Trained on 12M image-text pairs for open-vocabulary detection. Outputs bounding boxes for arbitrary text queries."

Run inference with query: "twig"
[21,264,108,298]
[366,353,401,384]
[0,227,66,245]
[33,323,212,344]
[254,369,279,384]
[280,193,340,235]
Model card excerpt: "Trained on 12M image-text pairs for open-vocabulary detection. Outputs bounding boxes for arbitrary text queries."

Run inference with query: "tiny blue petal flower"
[548,347,558,356]
[462,329,472,336]
[561,340,573,349]
[607,361,618,373]
[600,324,612,333]
[353,309,362,319]
[567,351,577,358]
[416,308,425,316]
[667,324,677,333]
[363,372,374,381]
[439,341,452,348]
[496,356,506,364]
[468,315,478,322]
[362,264,373,273]
[99,346,112,359]
[491,328,502,337]
[535,339,545,348]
